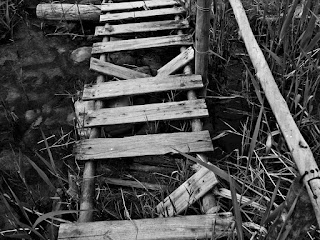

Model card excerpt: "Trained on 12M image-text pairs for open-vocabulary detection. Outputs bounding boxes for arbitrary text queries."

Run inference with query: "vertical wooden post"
[195,0,212,98]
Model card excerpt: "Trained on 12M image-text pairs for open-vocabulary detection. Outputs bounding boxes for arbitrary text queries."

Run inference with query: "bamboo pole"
[228,0,320,226]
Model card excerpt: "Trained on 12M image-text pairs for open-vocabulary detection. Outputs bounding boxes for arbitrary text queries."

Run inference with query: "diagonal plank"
[90,57,151,79]
[58,214,234,240]
[82,74,203,101]
[95,19,189,36]
[100,7,186,22]
[82,99,208,127]
[157,46,195,76]
[101,0,179,12]
[92,34,192,54]
[75,131,214,160]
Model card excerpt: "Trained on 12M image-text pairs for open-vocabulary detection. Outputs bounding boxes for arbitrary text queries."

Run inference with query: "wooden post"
[195,0,212,98]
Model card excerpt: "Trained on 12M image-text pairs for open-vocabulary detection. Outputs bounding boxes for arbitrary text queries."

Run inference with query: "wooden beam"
[157,46,195,76]
[92,34,193,54]
[58,214,234,240]
[100,7,185,22]
[82,74,203,101]
[75,131,214,160]
[90,57,151,79]
[82,99,209,127]
[101,0,179,12]
[103,178,166,191]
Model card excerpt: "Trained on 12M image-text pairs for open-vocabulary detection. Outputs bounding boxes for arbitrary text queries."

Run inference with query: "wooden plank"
[100,7,185,22]
[90,57,151,79]
[92,34,192,54]
[95,19,189,36]
[156,166,218,217]
[82,99,208,127]
[103,178,166,190]
[101,0,179,12]
[75,131,214,160]
[157,46,194,76]
[58,214,234,240]
[82,74,203,100]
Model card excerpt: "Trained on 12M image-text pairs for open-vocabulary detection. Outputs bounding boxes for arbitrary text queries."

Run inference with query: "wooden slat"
[90,57,151,79]
[82,99,208,127]
[100,7,185,22]
[92,34,192,54]
[157,166,219,217]
[75,131,213,160]
[104,178,166,190]
[82,74,203,101]
[95,19,189,36]
[157,46,195,76]
[58,214,234,240]
[101,0,179,12]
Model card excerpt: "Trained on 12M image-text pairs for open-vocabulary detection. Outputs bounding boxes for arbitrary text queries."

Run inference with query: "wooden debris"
[58,213,234,240]
[101,0,179,12]
[103,177,166,191]
[92,34,193,54]
[82,74,203,101]
[75,131,214,160]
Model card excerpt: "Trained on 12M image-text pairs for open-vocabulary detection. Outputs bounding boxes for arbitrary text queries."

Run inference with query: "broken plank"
[101,0,179,12]
[90,57,151,79]
[82,74,203,101]
[95,19,189,36]
[92,34,192,54]
[100,7,185,22]
[82,99,208,127]
[58,214,234,240]
[75,131,213,160]
[157,46,195,76]
[103,177,166,190]
[156,166,219,217]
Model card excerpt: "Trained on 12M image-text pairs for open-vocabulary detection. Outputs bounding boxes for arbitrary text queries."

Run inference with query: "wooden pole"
[195,0,212,98]
[228,0,320,226]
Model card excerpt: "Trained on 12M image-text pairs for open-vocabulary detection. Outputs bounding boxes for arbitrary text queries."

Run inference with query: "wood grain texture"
[58,213,234,240]
[92,34,192,54]
[82,74,203,101]
[95,19,189,36]
[101,0,179,12]
[100,7,185,22]
[75,131,214,160]
[90,57,151,79]
[103,177,166,190]
[82,99,208,127]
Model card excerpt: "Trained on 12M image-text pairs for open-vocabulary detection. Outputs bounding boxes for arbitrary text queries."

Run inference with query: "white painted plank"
[101,0,179,12]
[75,131,214,160]
[82,74,203,100]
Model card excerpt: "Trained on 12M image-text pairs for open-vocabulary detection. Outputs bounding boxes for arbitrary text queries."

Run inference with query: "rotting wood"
[229,0,320,225]
[101,0,179,12]
[75,131,214,160]
[95,19,189,36]
[58,213,234,240]
[100,7,185,22]
[90,57,151,79]
[82,99,208,127]
[36,4,101,21]
[103,177,166,191]
[82,74,203,101]
[157,46,195,76]
[92,34,193,54]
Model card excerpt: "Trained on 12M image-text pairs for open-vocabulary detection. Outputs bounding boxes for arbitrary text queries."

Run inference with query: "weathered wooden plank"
[104,177,166,190]
[75,131,213,160]
[101,0,179,12]
[100,7,185,22]
[92,34,192,54]
[95,19,189,36]
[157,46,194,76]
[82,99,208,127]
[82,74,203,101]
[156,165,218,217]
[90,57,151,79]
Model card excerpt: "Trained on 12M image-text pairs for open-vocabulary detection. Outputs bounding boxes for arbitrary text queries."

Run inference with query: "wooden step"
[101,0,179,12]
[100,7,185,22]
[81,99,208,127]
[58,214,234,240]
[92,34,192,54]
[82,74,203,101]
[95,19,189,36]
[75,131,213,160]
